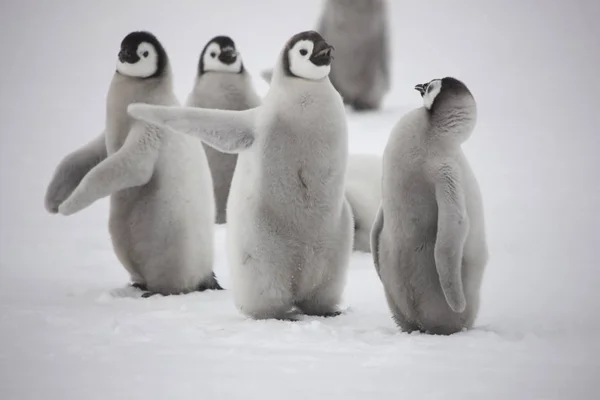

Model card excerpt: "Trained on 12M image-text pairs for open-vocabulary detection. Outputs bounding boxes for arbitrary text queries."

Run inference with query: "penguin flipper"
[370,204,384,279]
[44,132,107,214]
[58,122,161,216]
[434,163,469,313]
[127,103,256,154]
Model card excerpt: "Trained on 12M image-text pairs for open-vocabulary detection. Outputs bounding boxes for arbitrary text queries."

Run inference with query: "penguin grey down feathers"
[260,0,391,111]
[186,35,261,224]
[345,153,382,253]
[44,31,221,296]
[371,77,488,334]
[128,31,353,320]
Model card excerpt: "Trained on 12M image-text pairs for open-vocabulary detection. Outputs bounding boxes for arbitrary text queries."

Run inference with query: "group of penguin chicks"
[44,2,487,336]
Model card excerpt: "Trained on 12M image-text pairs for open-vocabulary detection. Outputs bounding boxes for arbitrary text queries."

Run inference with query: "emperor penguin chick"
[371,77,488,334]
[128,31,353,320]
[186,35,261,224]
[44,31,221,296]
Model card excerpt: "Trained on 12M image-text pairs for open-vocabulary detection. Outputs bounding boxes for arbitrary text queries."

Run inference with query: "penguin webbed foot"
[130,282,148,291]
[304,310,343,318]
[196,272,224,292]
[129,282,159,298]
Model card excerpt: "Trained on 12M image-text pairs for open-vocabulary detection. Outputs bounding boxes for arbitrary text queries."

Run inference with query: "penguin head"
[415,77,473,111]
[116,31,168,79]
[199,36,244,75]
[283,30,334,81]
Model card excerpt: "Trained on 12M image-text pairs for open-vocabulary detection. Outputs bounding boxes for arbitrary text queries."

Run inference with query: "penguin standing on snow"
[186,36,261,224]
[371,77,488,334]
[128,30,353,320]
[44,31,221,297]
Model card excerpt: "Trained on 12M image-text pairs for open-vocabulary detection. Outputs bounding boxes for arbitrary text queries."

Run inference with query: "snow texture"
[1,0,599,399]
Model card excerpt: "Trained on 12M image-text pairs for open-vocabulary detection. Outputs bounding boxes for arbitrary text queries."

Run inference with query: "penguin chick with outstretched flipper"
[44,31,221,297]
[186,35,261,224]
[371,77,488,334]
[128,31,353,320]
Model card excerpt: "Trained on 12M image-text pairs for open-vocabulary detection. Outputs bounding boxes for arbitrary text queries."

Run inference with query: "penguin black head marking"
[116,31,168,79]
[198,36,244,75]
[283,30,334,81]
[414,77,472,111]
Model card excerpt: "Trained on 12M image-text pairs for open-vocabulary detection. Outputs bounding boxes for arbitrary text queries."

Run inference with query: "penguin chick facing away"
[128,30,353,320]
[260,0,391,111]
[345,153,382,253]
[44,31,221,297]
[186,35,261,224]
[371,77,488,334]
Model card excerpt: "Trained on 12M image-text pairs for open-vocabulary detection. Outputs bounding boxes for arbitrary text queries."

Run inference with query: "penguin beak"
[414,83,427,97]
[310,40,334,66]
[218,49,237,65]
[118,48,139,64]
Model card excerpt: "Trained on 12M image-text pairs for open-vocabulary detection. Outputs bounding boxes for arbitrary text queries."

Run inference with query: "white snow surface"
[1,1,599,399]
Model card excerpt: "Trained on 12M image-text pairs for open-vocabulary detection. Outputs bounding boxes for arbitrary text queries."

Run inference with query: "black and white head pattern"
[283,30,334,81]
[116,31,168,79]
[199,36,243,75]
[414,77,472,111]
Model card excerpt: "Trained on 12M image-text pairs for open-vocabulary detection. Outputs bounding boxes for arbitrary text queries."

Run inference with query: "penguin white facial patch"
[203,42,242,73]
[423,79,442,110]
[116,42,158,78]
[288,40,331,81]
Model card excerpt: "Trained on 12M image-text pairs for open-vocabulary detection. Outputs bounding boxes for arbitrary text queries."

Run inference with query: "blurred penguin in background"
[316,0,391,111]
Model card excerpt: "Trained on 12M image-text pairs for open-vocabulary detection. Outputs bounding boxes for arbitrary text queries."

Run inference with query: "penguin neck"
[427,101,477,145]
[105,67,175,154]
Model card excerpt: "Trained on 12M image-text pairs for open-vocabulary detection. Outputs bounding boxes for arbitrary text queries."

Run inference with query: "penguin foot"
[305,310,343,318]
[351,100,378,112]
[141,291,160,298]
[197,272,224,292]
[130,282,148,291]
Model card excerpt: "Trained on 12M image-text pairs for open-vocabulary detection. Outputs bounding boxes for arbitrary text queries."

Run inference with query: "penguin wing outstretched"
[44,132,107,214]
[58,121,161,216]
[128,103,257,154]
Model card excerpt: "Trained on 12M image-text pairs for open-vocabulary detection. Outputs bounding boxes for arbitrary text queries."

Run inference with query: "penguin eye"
[210,52,217,58]
[299,49,308,56]
[142,51,149,58]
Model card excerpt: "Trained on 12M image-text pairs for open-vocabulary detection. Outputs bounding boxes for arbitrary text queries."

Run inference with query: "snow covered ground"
[1,0,599,399]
